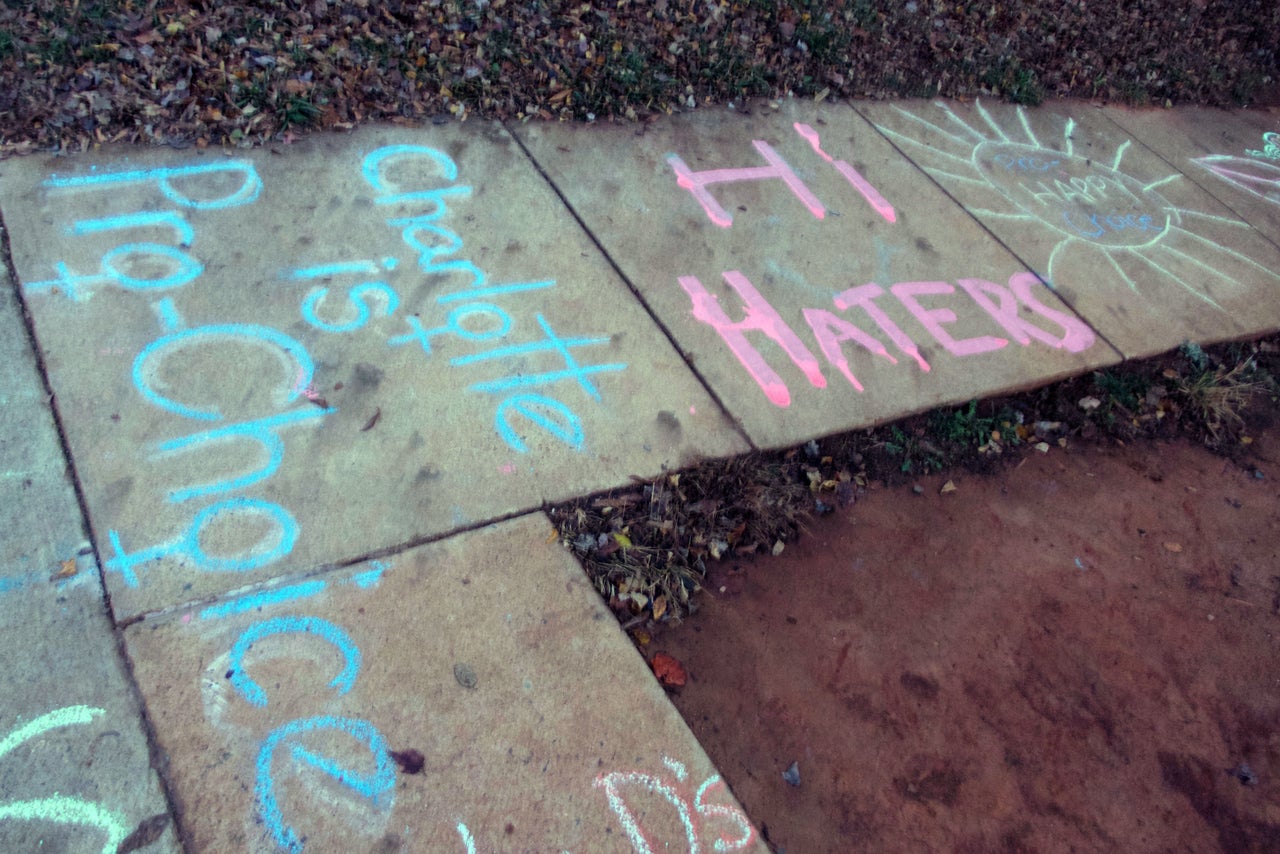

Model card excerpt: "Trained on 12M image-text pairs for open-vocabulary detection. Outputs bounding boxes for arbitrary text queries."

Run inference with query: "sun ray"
[1144,174,1181,192]
[1046,240,1067,286]
[1166,207,1249,228]
[1111,140,1131,171]
[1169,227,1280,279]
[923,168,993,187]
[887,106,975,148]
[975,101,1012,141]
[1103,247,1140,294]
[970,207,1040,221]
[1017,108,1041,148]
[934,101,987,142]
[1125,246,1223,308]
[1063,118,1076,157]
[1158,243,1252,291]
[874,123,977,167]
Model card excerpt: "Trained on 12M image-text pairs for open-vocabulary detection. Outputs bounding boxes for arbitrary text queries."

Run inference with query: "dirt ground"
[653,424,1280,852]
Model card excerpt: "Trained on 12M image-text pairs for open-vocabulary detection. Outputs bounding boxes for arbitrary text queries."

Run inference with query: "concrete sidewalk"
[1,96,1277,851]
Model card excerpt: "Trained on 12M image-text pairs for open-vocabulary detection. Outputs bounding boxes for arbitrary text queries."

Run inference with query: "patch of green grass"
[36,34,73,65]
[930,400,999,447]
[982,56,1044,106]
[796,14,851,65]
[1095,368,1150,412]
[280,94,321,129]
[884,425,945,474]
[700,45,771,96]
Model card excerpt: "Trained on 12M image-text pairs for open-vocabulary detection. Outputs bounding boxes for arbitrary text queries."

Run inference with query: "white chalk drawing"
[1192,131,1280,209]
[1246,131,1280,161]
[0,706,131,853]
[874,101,1278,309]
[595,755,756,853]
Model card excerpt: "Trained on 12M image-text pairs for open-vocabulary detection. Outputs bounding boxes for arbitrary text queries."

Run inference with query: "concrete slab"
[858,99,1280,358]
[0,123,746,619]
[0,262,178,852]
[123,512,764,853]
[513,101,1116,450]
[0,237,83,579]
[0,579,181,854]
[1100,105,1280,243]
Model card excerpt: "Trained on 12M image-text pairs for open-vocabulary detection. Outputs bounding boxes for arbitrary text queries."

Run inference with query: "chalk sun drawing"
[874,100,1277,309]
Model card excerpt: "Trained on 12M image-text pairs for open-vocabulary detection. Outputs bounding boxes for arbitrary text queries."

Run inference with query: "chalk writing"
[668,122,895,227]
[874,100,1280,305]
[1245,132,1280,161]
[976,140,1170,248]
[256,716,395,853]
[595,755,756,853]
[0,706,131,854]
[679,270,826,407]
[200,580,327,620]
[668,141,824,228]
[44,160,263,209]
[228,616,362,707]
[133,323,317,421]
[285,144,627,454]
[681,269,1092,406]
[105,496,298,587]
[794,123,897,223]
[25,211,204,301]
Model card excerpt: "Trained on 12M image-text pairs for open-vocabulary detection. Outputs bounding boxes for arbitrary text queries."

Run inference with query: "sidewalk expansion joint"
[505,121,758,452]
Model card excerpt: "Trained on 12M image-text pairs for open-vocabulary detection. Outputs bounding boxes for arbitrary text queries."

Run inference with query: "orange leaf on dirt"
[651,652,687,688]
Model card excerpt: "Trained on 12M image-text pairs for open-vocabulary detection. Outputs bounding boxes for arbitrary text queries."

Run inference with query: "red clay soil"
[653,426,1280,853]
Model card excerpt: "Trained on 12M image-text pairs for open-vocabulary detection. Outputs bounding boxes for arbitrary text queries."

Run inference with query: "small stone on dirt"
[783,761,801,787]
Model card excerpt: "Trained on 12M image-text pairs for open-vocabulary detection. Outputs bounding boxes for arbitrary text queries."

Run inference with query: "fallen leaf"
[940,480,957,494]
[361,407,381,431]
[772,540,786,556]
[651,652,687,688]
[390,748,425,774]
[1164,542,1183,553]
[651,594,668,620]
[52,558,78,580]
[116,814,169,853]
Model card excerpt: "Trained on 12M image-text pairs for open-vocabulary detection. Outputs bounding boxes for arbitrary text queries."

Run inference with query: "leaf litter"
[552,334,1280,628]
[1,0,1277,154]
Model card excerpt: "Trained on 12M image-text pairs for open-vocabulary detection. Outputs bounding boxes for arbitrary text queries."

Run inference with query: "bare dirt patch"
[651,422,1280,851]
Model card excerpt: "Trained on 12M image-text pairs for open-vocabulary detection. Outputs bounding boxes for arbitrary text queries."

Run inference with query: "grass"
[982,56,1046,106]
[1175,353,1270,445]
